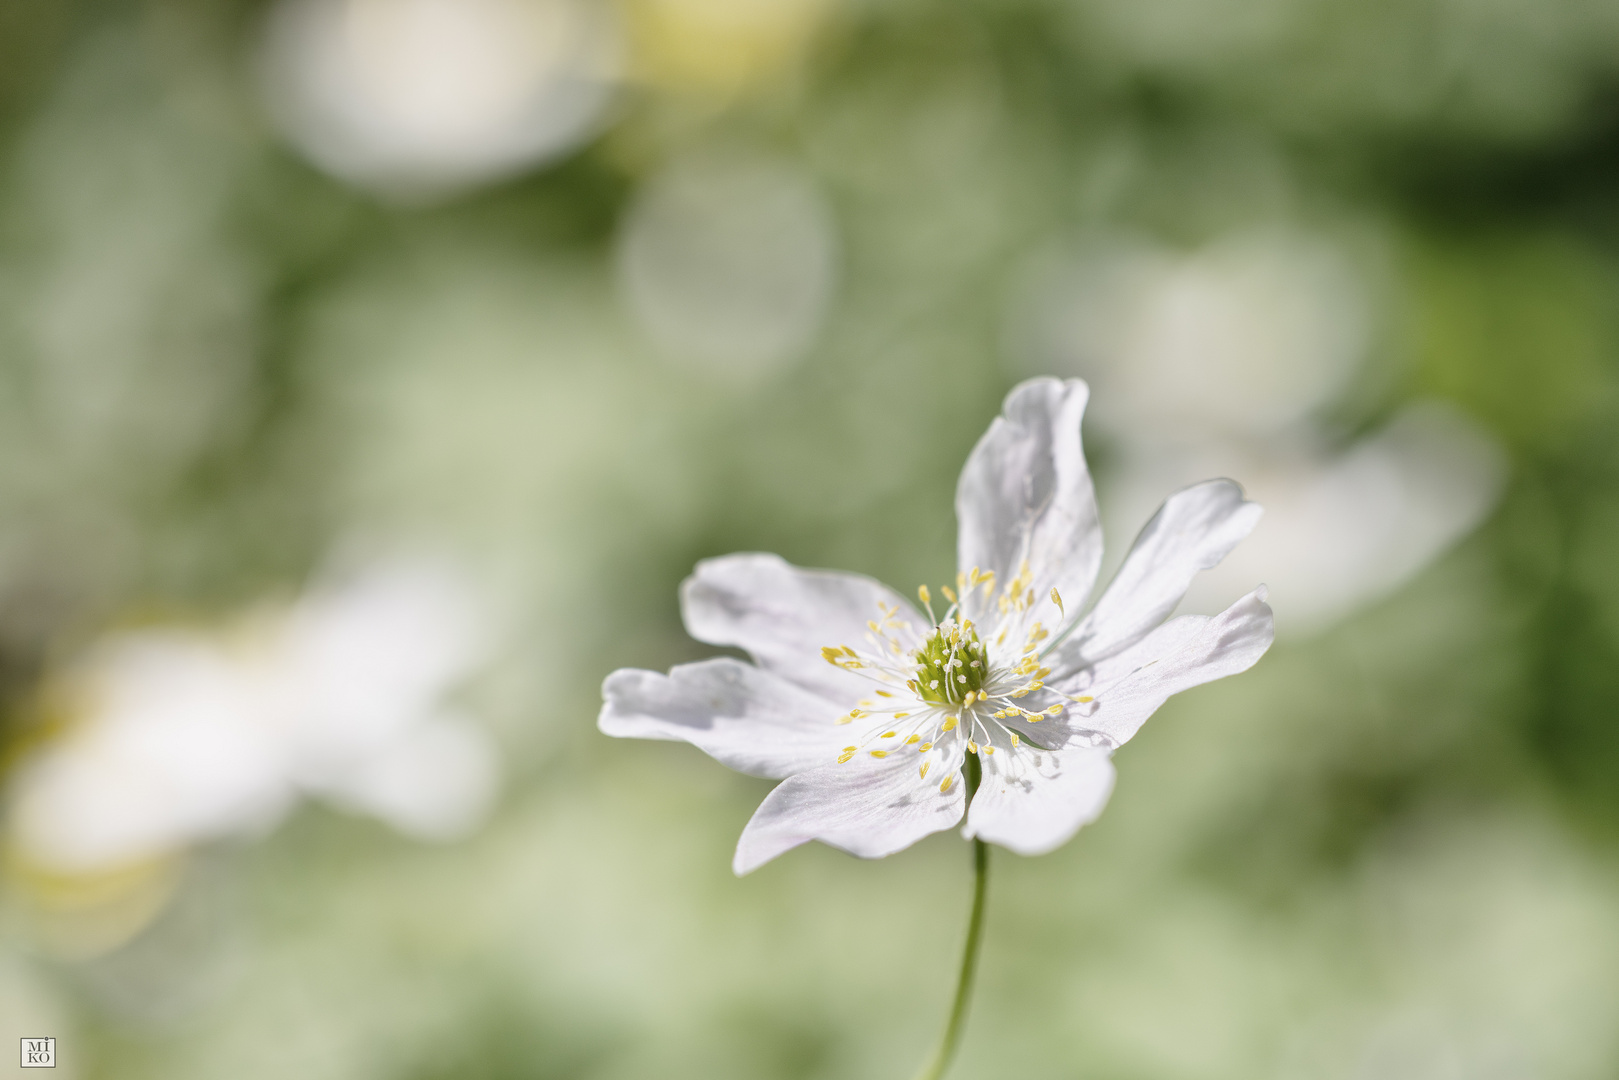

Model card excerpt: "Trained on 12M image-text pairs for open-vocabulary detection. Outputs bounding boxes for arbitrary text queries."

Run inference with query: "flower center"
[912,621,987,705]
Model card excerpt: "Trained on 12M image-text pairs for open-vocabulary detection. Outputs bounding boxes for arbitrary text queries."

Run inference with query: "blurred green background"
[2,0,1619,1077]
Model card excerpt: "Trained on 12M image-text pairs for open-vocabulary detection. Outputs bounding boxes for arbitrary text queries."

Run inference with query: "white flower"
[260,0,620,199]
[600,378,1274,874]
[7,558,499,874]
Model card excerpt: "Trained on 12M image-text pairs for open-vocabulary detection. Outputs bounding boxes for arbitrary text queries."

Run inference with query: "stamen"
[870,750,888,758]
[920,762,931,779]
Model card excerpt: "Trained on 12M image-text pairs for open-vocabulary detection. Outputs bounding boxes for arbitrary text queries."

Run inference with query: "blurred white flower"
[601,378,1272,873]
[1012,230,1505,634]
[7,558,499,875]
[1111,403,1507,632]
[260,0,620,198]
[616,147,838,377]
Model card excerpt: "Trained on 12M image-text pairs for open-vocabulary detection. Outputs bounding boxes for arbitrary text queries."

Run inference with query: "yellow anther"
[894,713,910,719]
[849,709,866,719]
[968,566,981,584]
[1076,695,1093,703]
[982,746,994,755]
[918,584,931,607]
[837,753,854,763]
[1045,704,1065,716]
[920,762,931,779]
[919,742,933,751]
[876,690,894,698]
[836,715,853,725]
[940,775,954,792]
[942,717,959,731]
[842,645,859,657]
[966,740,979,754]
[870,750,888,758]
[1010,732,1020,747]
[1051,587,1064,616]
[905,734,921,744]
[941,585,958,604]
[881,731,897,738]
[1026,713,1043,722]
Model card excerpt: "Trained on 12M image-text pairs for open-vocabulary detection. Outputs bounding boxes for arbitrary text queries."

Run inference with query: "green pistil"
[914,624,988,704]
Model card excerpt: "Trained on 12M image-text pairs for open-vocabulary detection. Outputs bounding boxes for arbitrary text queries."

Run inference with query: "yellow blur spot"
[626,0,829,96]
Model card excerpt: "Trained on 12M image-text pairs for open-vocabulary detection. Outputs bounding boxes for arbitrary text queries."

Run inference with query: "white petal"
[1063,613,1209,693]
[599,658,849,779]
[1055,479,1263,668]
[680,553,919,701]
[956,378,1102,619]
[963,746,1116,856]
[1080,586,1274,748]
[732,752,966,874]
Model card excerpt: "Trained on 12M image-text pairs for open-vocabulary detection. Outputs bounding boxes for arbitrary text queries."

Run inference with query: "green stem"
[912,757,990,1080]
